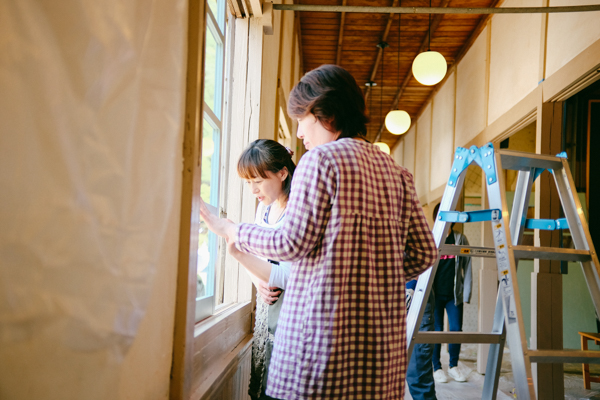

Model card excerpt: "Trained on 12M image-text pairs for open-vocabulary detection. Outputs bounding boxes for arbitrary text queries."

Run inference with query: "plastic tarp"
[0,1,186,398]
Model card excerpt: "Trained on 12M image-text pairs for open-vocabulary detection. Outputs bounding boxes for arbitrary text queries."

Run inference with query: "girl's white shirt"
[254,201,290,289]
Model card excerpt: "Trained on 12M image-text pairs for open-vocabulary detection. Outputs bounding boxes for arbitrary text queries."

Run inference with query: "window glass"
[207,0,217,17]
[197,120,220,301]
[203,26,218,117]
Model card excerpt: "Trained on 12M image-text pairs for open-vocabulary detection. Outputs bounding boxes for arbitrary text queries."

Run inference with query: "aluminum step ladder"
[406,143,600,400]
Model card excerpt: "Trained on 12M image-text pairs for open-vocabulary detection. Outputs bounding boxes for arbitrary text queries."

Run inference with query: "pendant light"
[374,41,391,154]
[385,8,411,135]
[374,142,391,154]
[412,0,447,86]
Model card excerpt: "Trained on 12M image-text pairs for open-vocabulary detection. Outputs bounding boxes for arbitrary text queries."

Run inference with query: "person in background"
[226,139,296,400]
[406,278,437,400]
[200,64,438,399]
[431,203,473,383]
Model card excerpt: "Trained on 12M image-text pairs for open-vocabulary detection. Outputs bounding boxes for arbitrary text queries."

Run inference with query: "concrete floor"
[405,344,600,400]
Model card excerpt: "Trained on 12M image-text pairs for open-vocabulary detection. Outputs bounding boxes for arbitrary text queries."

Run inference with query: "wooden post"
[531,100,564,399]
[171,0,207,398]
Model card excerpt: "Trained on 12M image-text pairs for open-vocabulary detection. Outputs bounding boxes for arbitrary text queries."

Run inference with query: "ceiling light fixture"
[412,0,447,86]
[385,6,411,135]
[374,142,391,154]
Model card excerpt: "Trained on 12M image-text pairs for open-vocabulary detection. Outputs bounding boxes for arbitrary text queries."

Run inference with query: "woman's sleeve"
[235,149,336,263]
[402,171,438,280]
[268,261,291,289]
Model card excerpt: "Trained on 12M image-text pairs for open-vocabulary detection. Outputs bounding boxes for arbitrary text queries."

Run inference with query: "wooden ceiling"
[295,0,499,149]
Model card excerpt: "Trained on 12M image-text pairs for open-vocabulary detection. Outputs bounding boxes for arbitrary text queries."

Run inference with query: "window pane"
[197,119,220,300]
[207,0,217,18]
[203,26,218,116]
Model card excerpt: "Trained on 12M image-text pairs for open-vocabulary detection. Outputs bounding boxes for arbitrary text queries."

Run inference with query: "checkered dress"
[236,138,437,399]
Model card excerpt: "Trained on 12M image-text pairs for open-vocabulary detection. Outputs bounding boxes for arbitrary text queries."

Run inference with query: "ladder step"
[439,245,592,262]
[414,332,504,344]
[527,349,600,364]
[499,149,564,171]
[440,245,496,258]
[513,246,592,262]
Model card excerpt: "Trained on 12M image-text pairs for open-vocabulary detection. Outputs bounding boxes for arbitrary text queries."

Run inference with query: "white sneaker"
[448,366,467,382]
[433,369,448,383]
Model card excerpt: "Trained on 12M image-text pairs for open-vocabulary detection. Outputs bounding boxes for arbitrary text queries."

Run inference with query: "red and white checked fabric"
[236,138,437,399]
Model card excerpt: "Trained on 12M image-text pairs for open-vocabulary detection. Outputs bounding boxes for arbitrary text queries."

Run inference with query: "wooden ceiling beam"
[336,0,348,65]
[274,4,600,14]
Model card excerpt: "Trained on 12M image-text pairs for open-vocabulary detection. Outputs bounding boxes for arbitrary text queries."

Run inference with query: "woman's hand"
[199,198,237,240]
[226,236,242,258]
[257,280,282,305]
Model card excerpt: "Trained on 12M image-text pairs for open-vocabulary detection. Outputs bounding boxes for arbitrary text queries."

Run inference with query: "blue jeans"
[432,294,463,370]
[406,296,437,400]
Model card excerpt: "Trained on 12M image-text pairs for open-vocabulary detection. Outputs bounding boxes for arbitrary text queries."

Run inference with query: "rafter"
[336,0,348,65]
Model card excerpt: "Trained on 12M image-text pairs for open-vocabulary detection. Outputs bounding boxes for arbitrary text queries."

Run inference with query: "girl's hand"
[257,280,282,305]
[199,198,237,240]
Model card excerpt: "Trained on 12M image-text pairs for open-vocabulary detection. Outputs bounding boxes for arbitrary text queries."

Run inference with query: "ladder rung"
[513,246,592,262]
[499,149,564,171]
[440,245,591,262]
[414,332,504,344]
[440,245,496,258]
[528,349,600,363]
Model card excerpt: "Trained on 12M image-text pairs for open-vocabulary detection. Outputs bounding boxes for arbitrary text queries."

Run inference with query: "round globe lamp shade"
[385,110,411,135]
[412,51,447,86]
[374,142,391,155]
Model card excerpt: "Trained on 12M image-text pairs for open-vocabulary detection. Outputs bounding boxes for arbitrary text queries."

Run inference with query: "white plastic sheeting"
[0,1,186,398]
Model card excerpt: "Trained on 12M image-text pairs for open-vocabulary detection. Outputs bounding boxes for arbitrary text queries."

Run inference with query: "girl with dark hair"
[229,139,296,400]
[201,64,437,399]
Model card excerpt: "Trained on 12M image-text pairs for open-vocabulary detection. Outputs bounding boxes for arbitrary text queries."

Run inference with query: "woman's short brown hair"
[287,64,369,139]
[237,139,296,199]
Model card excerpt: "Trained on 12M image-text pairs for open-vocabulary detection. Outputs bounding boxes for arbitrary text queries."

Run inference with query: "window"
[196,0,227,322]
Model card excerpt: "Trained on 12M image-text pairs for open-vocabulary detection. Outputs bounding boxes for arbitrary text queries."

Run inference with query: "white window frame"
[195,0,227,322]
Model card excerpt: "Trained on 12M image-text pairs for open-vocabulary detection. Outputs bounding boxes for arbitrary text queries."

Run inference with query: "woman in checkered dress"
[200,64,437,399]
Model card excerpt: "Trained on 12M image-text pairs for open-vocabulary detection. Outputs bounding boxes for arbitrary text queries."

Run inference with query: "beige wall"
[392,137,404,166]
[402,125,416,175]
[546,0,600,77]
[430,71,456,191]
[455,26,488,147]
[488,0,542,125]
[415,102,432,199]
